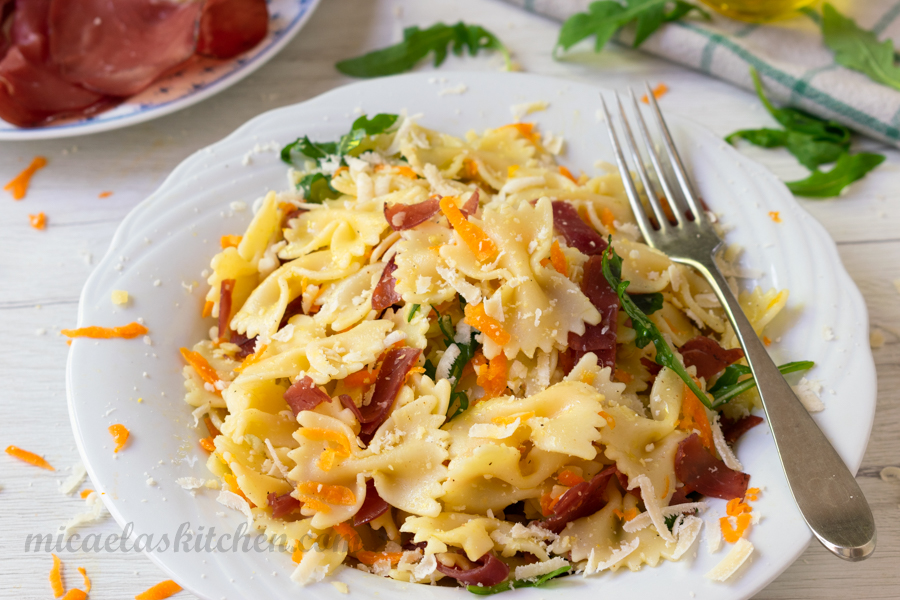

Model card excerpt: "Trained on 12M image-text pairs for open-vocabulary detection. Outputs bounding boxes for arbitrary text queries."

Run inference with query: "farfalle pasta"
[181,114,800,591]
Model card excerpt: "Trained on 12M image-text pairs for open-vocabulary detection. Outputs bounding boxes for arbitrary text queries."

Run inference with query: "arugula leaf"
[432,304,482,420]
[556,0,708,54]
[822,3,900,91]
[601,241,712,409]
[785,152,885,197]
[664,513,679,531]
[296,173,339,204]
[408,304,422,323]
[351,113,399,136]
[707,363,751,395]
[336,22,510,78]
[725,128,787,148]
[466,566,571,595]
[711,361,815,408]
[281,112,399,168]
[630,292,664,314]
[280,136,338,165]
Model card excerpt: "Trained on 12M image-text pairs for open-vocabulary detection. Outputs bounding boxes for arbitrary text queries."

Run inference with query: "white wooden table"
[2,0,898,598]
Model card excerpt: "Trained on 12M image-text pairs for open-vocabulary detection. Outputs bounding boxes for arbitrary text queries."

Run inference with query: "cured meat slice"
[679,336,744,380]
[540,465,617,534]
[436,552,509,586]
[384,196,440,231]
[267,491,301,518]
[196,0,268,60]
[371,257,401,311]
[567,255,618,369]
[47,0,204,96]
[340,347,421,438]
[551,200,607,256]
[720,414,764,446]
[284,376,330,416]
[674,433,750,500]
[353,479,389,526]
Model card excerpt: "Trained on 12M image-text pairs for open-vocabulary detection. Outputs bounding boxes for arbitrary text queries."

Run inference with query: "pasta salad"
[180,113,803,591]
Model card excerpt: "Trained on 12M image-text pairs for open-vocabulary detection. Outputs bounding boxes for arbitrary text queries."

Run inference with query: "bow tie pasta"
[180,114,795,591]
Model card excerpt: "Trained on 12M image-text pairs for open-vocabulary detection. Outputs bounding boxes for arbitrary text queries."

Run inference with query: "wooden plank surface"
[1,0,898,598]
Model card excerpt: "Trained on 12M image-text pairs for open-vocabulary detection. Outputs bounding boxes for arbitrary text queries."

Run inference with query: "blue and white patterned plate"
[0,0,321,141]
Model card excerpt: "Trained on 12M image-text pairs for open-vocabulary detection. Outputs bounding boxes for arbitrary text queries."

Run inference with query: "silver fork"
[600,85,876,561]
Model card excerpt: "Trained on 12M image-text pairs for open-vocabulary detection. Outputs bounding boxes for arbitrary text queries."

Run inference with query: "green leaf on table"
[822,3,900,91]
[336,22,510,78]
[466,566,571,595]
[785,152,885,197]
[784,131,848,170]
[601,240,712,409]
[556,0,708,54]
[725,128,788,148]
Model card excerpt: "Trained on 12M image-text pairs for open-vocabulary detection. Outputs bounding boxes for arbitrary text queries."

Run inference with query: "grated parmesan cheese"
[627,475,675,543]
[793,377,824,412]
[624,501,708,535]
[514,556,569,581]
[59,462,87,496]
[711,415,743,471]
[583,538,639,575]
[671,515,703,560]
[705,537,754,581]
[64,492,108,538]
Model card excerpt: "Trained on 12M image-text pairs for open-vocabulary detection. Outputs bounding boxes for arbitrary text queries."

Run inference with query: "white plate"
[0,0,321,141]
[67,72,876,600]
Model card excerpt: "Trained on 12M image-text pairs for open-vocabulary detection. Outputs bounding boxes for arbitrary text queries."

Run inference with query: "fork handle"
[692,257,876,561]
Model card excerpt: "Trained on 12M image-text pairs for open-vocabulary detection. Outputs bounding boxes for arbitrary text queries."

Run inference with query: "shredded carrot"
[342,367,380,388]
[745,487,761,502]
[394,165,418,179]
[222,473,255,507]
[762,336,772,347]
[109,424,129,453]
[80,489,94,499]
[332,166,349,178]
[199,438,216,453]
[463,351,487,379]
[491,411,534,426]
[298,428,352,455]
[641,83,669,104]
[292,546,304,563]
[720,513,752,543]
[333,522,364,552]
[600,207,617,234]
[233,344,268,374]
[220,234,242,249]
[204,416,221,438]
[296,495,331,513]
[558,165,578,183]
[60,591,86,600]
[679,383,713,450]
[5,156,47,200]
[539,491,558,516]
[134,580,182,600]
[202,301,214,318]
[476,352,508,400]
[6,445,54,470]
[549,240,568,276]
[296,481,356,507]
[507,165,519,178]
[726,497,752,517]
[98,191,113,199]
[356,550,405,566]
[579,370,595,385]
[557,470,585,487]
[661,475,670,499]
[613,368,634,383]
[463,303,510,345]
[440,196,497,262]
[61,322,148,340]
[50,553,64,598]
[29,212,47,230]
[503,122,539,143]
[768,211,782,223]
[599,410,616,429]
[613,507,639,521]
[463,158,479,179]
[179,348,221,389]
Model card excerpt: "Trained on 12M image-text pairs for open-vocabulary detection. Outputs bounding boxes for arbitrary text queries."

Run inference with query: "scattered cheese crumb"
[879,466,900,483]
[822,326,835,341]
[515,556,568,580]
[59,462,87,495]
[111,290,129,305]
[510,100,549,121]
[870,329,885,349]
[793,377,825,412]
[438,83,468,96]
[331,581,349,594]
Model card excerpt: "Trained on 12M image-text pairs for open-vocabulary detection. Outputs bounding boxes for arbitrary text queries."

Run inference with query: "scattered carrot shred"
[61,589,87,600]
[539,491,559,516]
[332,166,349,178]
[463,158,479,179]
[109,424,130,453]
[233,343,268,374]
[558,165,578,183]
[599,410,616,429]
[296,495,331,513]
[49,553,64,598]
[5,156,47,200]
[199,438,216,453]
[557,470,585,487]
[600,207,617,234]
[476,352,508,400]
[98,191,113,199]
[333,522,364,552]
[61,322,148,340]
[549,240,568,276]
[296,481,357,507]
[356,550,405,565]
[679,383,714,450]
[394,165,418,179]
[439,196,498,262]
[80,489,94,499]
[179,348,221,388]
[768,211,782,223]
[720,513,753,543]
[342,366,380,388]
[491,411,534,426]
[6,445,54,471]
[291,546,304,563]
[726,497,752,517]
[503,122,540,143]
[614,368,634,383]
[220,234,243,249]
[641,83,669,104]
[613,507,639,521]
[29,212,47,230]
[745,487,761,502]
[204,416,221,438]
[298,428,352,455]
[762,336,772,347]
[660,475,670,499]
[463,303,511,345]
[202,301,214,318]
[134,579,183,600]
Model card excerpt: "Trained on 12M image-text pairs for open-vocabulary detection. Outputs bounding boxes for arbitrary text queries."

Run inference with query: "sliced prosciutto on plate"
[197,0,269,60]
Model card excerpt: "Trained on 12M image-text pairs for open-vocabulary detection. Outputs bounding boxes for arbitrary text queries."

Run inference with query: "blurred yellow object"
[699,0,819,22]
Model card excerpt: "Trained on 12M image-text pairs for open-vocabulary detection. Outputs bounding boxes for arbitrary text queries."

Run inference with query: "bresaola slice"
[353,479,389,526]
[551,200,607,256]
[267,491,301,519]
[384,196,440,231]
[674,433,750,500]
[48,0,205,96]
[679,336,745,380]
[436,552,509,587]
[371,256,401,311]
[284,376,330,416]
[196,0,268,59]
[567,255,618,369]
[540,465,617,534]
[230,331,258,360]
[460,189,479,216]
[720,415,764,446]
[339,347,421,438]
[218,278,235,342]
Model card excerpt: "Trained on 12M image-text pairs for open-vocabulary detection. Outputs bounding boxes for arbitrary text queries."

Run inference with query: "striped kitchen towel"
[503,0,900,147]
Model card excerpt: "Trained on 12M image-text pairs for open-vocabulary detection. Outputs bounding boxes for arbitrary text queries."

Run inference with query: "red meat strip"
[540,465,617,534]
[567,255,618,369]
[353,479,389,526]
[196,0,268,59]
[384,196,440,231]
[679,336,744,381]
[436,552,509,587]
[229,331,258,359]
[267,491,301,519]
[551,200,607,256]
[47,0,204,96]
[674,434,750,500]
[278,295,306,330]
[284,376,330,416]
[339,347,421,437]
[218,279,235,342]
[371,256,401,311]
[460,189,479,216]
[720,414,764,446]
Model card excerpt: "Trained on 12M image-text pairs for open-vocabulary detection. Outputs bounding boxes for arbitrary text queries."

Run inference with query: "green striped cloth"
[503,0,900,146]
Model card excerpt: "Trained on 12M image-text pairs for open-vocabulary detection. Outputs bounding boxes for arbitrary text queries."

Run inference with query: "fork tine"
[614,92,670,231]
[644,82,706,222]
[599,95,655,242]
